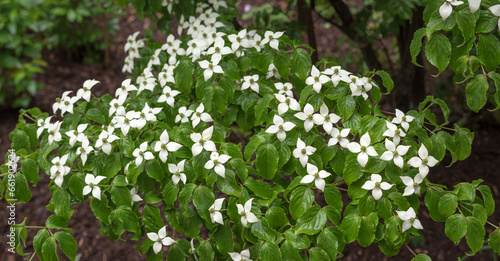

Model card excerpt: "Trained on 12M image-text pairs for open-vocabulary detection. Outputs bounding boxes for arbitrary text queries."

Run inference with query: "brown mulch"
[1,1,500,261]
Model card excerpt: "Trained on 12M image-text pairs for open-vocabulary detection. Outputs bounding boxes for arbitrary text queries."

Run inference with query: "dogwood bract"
[313,103,340,133]
[347,132,378,167]
[361,174,393,200]
[265,115,295,142]
[191,126,217,156]
[209,198,224,225]
[300,163,331,192]
[204,151,231,178]
[379,139,410,168]
[83,174,106,200]
[401,175,423,196]
[147,226,176,254]
[133,141,155,166]
[237,198,259,227]
[293,138,316,167]
[154,130,182,163]
[306,65,329,93]
[229,249,252,261]
[328,128,350,148]
[408,144,438,177]
[295,103,316,132]
[397,207,423,232]
[169,159,187,185]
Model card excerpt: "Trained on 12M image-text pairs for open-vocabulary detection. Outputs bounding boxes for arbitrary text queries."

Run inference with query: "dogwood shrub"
[3,0,500,260]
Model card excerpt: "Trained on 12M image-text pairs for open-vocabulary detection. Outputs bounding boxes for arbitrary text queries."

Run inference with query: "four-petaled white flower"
[133,141,155,166]
[115,79,137,100]
[361,174,393,200]
[300,163,331,192]
[383,121,406,145]
[47,121,63,145]
[328,128,350,148]
[328,66,351,86]
[294,103,315,132]
[264,30,283,50]
[154,130,182,163]
[109,96,126,117]
[439,0,464,20]
[37,116,53,138]
[130,186,143,203]
[236,198,259,227]
[209,198,225,225]
[347,133,378,167]
[229,249,253,261]
[65,124,88,147]
[157,86,181,107]
[173,106,192,124]
[401,175,423,196]
[191,126,217,156]
[305,65,330,93]
[407,144,438,178]
[95,130,120,155]
[147,226,176,254]
[50,154,70,187]
[207,37,232,64]
[83,174,106,200]
[191,103,213,128]
[77,79,99,101]
[293,138,316,167]
[199,59,224,81]
[274,82,293,97]
[131,103,162,130]
[241,75,260,93]
[397,207,423,232]
[76,139,94,166]
[265,115,296,142]
[379,139,410,169]
[275,93,300,115]
[313,103,340,133]
[204,151,231,178]
[349,76,372,100]
[392,109,414,131]
[267,63,280,79]
[169,159,187,185]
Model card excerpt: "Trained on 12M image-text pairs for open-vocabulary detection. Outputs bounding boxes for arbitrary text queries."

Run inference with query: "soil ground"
[1,1,500,260]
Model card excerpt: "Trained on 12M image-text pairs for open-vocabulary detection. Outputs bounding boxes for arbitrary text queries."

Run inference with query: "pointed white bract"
[293,138,316,167]
[361,174,393,200]
[191,103,213,128]
[267,63,280,79]
[191,126,217,156]
[132,142,155,166]
[198,59,224,81]
[204,151,231,178]
[209,198,225,225]
[346,133,378,167]
[76,139,94,166]
[236,198,259,227]
[157,86,181,107]
[305,65,330,93]
[401,175,423,196]
[383,121,406,145]
[312,103,340,133]
[154,130,182,163]
[294,103,316,132]
[175,106,194,123]
[50,154,70,187]
[329,128,350,148]
[77,79,99,101]
[169,159,187,185]
[83,174,106,200]
[265,115,295,142]
[397,207,423,232]
[229,249,253,261]
[439,0,464,20]
[379,139,410,168]
[392,109,414,131]
[407,144,438,177]
[300,163,331,192]
[65,124,88,147]
[241,75,260,93]
[469,0,481,13]
[275,93,300,115]
[274,82,294,97]
[147,226,176,254]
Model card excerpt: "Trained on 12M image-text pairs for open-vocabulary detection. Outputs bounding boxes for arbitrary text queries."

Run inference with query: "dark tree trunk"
[298,0,319,64]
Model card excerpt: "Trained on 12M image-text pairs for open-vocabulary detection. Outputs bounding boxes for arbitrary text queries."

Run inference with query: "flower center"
[209,208,215,214]
[103,137,108,143]
[175,171,180,176]
[301,148,306,154]
[139,151,144,156]
[89,182,94,188]
[395,129,400,135]
[285,98,290,104]
[64,101,70,105]
[213,159,219,165]
[422,158,428,165]
[313,173,319,179]
[314,76,319,82]
[409,217,415,223]
[360,146,367,152]
[239,211,246,216]
[73,130,78,135]
[161,144,167,150]
[249,78,255,84]
[402,116,407,121]
[307,114,313,121]
[83,87,88,92]
[413,182,419,187]
[325,115,330,121]
[278,125,284,131]
[392,151,399,156]
[374,181,380,188]
[334,68,339,74]
[215,47,220,52]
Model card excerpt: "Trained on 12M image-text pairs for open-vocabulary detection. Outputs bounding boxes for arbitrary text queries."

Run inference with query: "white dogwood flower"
[199,59,224,81]
[274,82,293,97]
[267,63,280,79]
[328,66,351,86]
[115,79,137,100]
[293,138,316,167]
[392,109,414,131]
[65,124,88,147]
[175,106,194,123]
[76,139,93,166]
[397,207,423,232]
[157,86,181,108]
[169,159,187,185]
[408,144,438,178]
[83,174,106,200]
[133,142,155,166]
[265,115,295,142]
[306,65,330,93]
[77,79,99,101]
[191,103,213,128]
[383,121,406,145]
[47,121,62,145]
[229,249,253,261]
[37,116,53,138]
[275,93,300,115]
[362,174,393,200]
[191,126,217,156]
[109,96,126,116]
[300,163,331,192]
[401,175,423,196]
[204,151,231,178]
[347,133,378,167]
[95,130,119,155]
[328,128,350,148]
[379,139,410,168]
[241,75,260,93]
[154,130,182,163]
[313,103,340,133]
[206,37,232,64]
[264,30,283,50]
[237,198,259,227]
[147,226,175,254]
[209,198,225,225]
[294,103,315,132]
[440,0,464,20]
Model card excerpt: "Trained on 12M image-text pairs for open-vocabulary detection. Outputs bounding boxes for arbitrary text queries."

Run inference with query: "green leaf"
[412,254,432,261]
[445,214,467,244]
[358,214,377,247]
[324,185,342,210]
[477,185,495,216]
[256,143,279,179]
[424,186,446,222]
[280,241,302,261]
[145,159,164,182]
[410,28,426,67]
[193,185,215,224]
[477,34,500,71]
[14,172,31,202]
[453,128,474,163]
[33,229,50,261]
[343,153,362,185]
[425,32,451,75]
[274,50,291,79]
[438,193,458,218]
[466,217,485,253]
[456,9,478,44]
[42,237,58,261]
[175,59,194,94]
[375,70,394,93]
[244,134,267,160]
[475,10,498,33]
[291,48,311,81]
[91,196,112,224]
[316,230,339,260]
[295,205,327,235]
[111,186,132,207]
[51,189,73,221]
[198,241,215,261]
[251,220,277,242]
[337,95,356,120]
[309,247,329,261]
[55,232,77,261]
[489,229,500,255]
[245,177,273,199]
[86,108,106,124]
[466,74,488,112]
[214,222,234,254]
[11,129,30,152]
[289,186,314,220]
[454,182,475,202]
[21,158,39,185]
[162,180,178,208]
[261,241,282,261]
[340,213,361,243]
[266,207,288,230]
